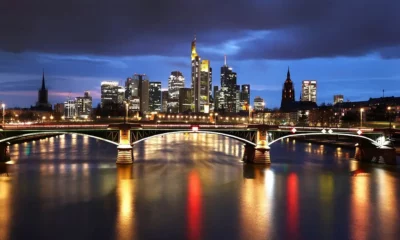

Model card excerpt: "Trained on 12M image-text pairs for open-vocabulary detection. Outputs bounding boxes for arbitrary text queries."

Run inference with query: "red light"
[192,126,199,132]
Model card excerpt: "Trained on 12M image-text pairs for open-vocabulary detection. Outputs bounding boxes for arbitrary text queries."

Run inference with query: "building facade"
[333,94,344,105]
[191,36,202,112]
[200,60,211,113]
[220,57,237,113]
[161,90,169,113]
[301,80,317,103]
[179,88,193,113]
[75,91,92,118]
[101,81,119,110]
[168,71,185,100]
[149,82,162,112]
[254,96,265,111]
[280,68,295,111]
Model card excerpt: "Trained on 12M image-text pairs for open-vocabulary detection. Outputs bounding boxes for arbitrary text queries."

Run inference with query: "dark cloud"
[0,0,398,59]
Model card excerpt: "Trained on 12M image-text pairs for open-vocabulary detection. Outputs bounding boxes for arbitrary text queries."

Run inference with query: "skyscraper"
[334,94,344,105]
[301,80,317,103]
[149,82,162,112]
[101,81,119,110]
[168,71,185,100]
[141,80,149,113]
[280,67,295,110]
[179,88,193,113]
[33,70,52,111]
[200,59,211,113]
[76,91,92,118]
[191,36,202,112]
[240,84,250,110]
[161,90,169,113]
[220,56,237,113]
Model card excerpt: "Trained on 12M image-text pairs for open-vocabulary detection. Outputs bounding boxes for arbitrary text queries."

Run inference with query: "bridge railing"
[2,124,110,130]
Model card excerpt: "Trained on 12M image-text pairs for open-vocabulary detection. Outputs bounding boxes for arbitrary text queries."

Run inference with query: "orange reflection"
[240,166,272,239]
[350,173,370,240]
[116,165,136,240]
[376,169,398,236]
[319,174,334,236]
[287,173,299,237]
[0,164,12,240]
[187,170,202,240]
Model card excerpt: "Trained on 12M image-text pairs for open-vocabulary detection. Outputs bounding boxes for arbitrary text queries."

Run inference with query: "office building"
[200,59,211,113]
[101,81,119,110]
[240,84,250,110]
[301,80,317,103]
[254,96,265,111]
[191,36,202,112]
[179,88,193,113]
[141,80,149,113]
[149,82,162,112]
[220,56,237,113]
[161,90,169,113]
[334,94,344,105]
[76,91,92,118]
[64,99,76,119]
[168,71,185,100]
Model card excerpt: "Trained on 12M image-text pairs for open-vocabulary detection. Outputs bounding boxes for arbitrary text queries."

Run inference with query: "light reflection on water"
[0,135,399,239]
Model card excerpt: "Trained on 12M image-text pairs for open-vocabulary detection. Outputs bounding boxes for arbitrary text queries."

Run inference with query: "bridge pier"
[115,124,134,164]
[0,142,10,163]
[253,128,271,164]
[355,143,396,165]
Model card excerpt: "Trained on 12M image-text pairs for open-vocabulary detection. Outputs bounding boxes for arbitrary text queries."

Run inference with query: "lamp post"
[387,106,392,129]
[214,112,218,125]
[124,101,129,124]
[1,103,5,126]
[360,108,364,128]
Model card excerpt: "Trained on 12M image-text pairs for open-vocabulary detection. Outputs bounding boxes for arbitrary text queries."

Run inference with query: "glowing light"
[192,126,199,132]
[328,129,333,134]
[357,129,362,135]
[321,129,326,134]
[291,128,297,134]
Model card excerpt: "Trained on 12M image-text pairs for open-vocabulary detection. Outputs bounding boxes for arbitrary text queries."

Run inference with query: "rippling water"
[1,133,400,240]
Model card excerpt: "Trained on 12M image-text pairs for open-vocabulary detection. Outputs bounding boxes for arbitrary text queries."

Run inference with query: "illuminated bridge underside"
[131,129,258,145]
[268,132,380,147]
[0,130,120,145]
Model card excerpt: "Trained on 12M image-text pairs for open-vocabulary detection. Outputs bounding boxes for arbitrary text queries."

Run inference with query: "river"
[0,133,400,240]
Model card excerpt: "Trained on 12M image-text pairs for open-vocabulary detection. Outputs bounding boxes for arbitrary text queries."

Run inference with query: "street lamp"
[124,101,129,124]
[360,108,364,127]
[387,106,392,129]
[1,103,5,126]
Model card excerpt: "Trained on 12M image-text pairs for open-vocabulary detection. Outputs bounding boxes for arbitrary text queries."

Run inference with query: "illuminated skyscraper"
[168,71,185,99]
[220,56,237,112]
[200,59,211,113]
[240,84,250,110]
[101,81,119,110]
[76,91,92,118]
[149,82,162,112]
[191,36,202,112]
[301,80,317,103]
[179,88,193,113]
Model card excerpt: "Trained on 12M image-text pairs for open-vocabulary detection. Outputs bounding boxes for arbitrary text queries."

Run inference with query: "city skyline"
[0,0,399,108]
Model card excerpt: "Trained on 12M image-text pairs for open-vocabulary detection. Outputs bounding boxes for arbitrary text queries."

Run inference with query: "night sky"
[0,0,399,108]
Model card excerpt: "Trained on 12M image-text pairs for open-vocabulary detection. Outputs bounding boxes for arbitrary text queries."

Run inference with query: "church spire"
[42,69,46,90]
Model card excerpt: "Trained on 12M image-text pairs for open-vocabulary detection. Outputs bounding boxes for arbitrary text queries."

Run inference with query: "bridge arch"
[132,130,257,146]
[268,132,379,147]
[0,132,119,146]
